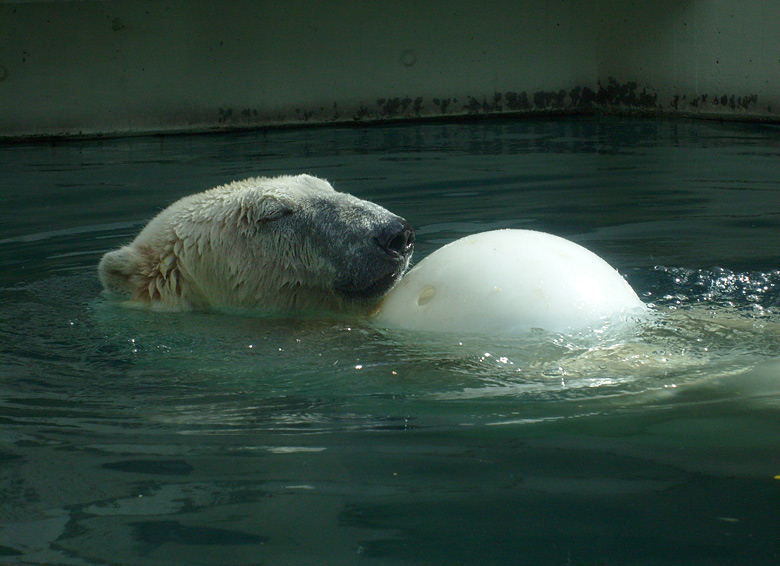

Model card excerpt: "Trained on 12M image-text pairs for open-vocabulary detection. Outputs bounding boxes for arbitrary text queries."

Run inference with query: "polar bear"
[98,174,414,313]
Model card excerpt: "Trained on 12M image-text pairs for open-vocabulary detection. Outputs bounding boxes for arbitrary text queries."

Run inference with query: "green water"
[2,118,780,565]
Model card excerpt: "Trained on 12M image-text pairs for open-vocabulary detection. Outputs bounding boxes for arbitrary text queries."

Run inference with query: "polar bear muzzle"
[333,217,415,301]
[297,194,415,303]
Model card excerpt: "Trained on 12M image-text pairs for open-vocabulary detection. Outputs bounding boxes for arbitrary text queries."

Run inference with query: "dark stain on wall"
[504,91,531,111]
[208,80,765,133]
[596,78,658,109]
[376,97,424,118]
[569,86,597,109]
[676,93,758,112]
[432,98,453,114]
[532,89,569,109]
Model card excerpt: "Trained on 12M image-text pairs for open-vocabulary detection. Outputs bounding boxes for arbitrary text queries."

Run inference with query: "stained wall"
[1,1,777,139]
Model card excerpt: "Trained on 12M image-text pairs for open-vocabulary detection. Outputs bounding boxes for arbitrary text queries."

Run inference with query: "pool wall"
[1,0,778,139]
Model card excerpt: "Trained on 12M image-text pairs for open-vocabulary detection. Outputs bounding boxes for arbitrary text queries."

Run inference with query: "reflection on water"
[1,118,780,565]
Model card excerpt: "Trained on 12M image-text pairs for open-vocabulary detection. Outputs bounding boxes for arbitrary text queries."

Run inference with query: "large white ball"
[374,229,646,334]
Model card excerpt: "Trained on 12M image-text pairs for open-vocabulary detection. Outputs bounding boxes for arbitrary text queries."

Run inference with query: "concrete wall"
[1,0,778,139]
[596,1,780,119]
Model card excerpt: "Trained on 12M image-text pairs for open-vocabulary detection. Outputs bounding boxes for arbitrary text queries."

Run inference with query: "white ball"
[374,229,646,334]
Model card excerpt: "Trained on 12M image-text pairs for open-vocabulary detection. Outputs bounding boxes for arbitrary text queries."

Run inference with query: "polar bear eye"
[257,197,294,222]
[238,196,294,228]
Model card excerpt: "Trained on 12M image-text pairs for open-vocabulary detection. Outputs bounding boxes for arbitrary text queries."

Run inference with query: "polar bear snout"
[374,218,415,259]
[333,215,414,302]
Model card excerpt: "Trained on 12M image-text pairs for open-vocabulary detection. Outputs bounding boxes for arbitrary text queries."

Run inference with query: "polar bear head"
[98,174,414,313]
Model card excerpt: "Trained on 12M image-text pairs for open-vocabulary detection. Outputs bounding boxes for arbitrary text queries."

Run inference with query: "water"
[2,118,780,565]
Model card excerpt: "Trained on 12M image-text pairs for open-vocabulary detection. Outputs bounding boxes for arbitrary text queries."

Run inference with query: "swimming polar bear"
[98,174,415,313]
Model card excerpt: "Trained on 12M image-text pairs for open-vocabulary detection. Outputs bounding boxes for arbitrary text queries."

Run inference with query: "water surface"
[2,118,780,565]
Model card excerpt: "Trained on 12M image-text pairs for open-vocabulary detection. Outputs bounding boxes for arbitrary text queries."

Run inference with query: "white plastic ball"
[374,229,646,334]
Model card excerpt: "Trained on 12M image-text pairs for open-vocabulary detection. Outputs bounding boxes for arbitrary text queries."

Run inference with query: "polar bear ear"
[98,246,142,296]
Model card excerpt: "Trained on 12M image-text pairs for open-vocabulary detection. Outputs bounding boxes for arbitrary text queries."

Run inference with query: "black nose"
[375,218,415,258]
